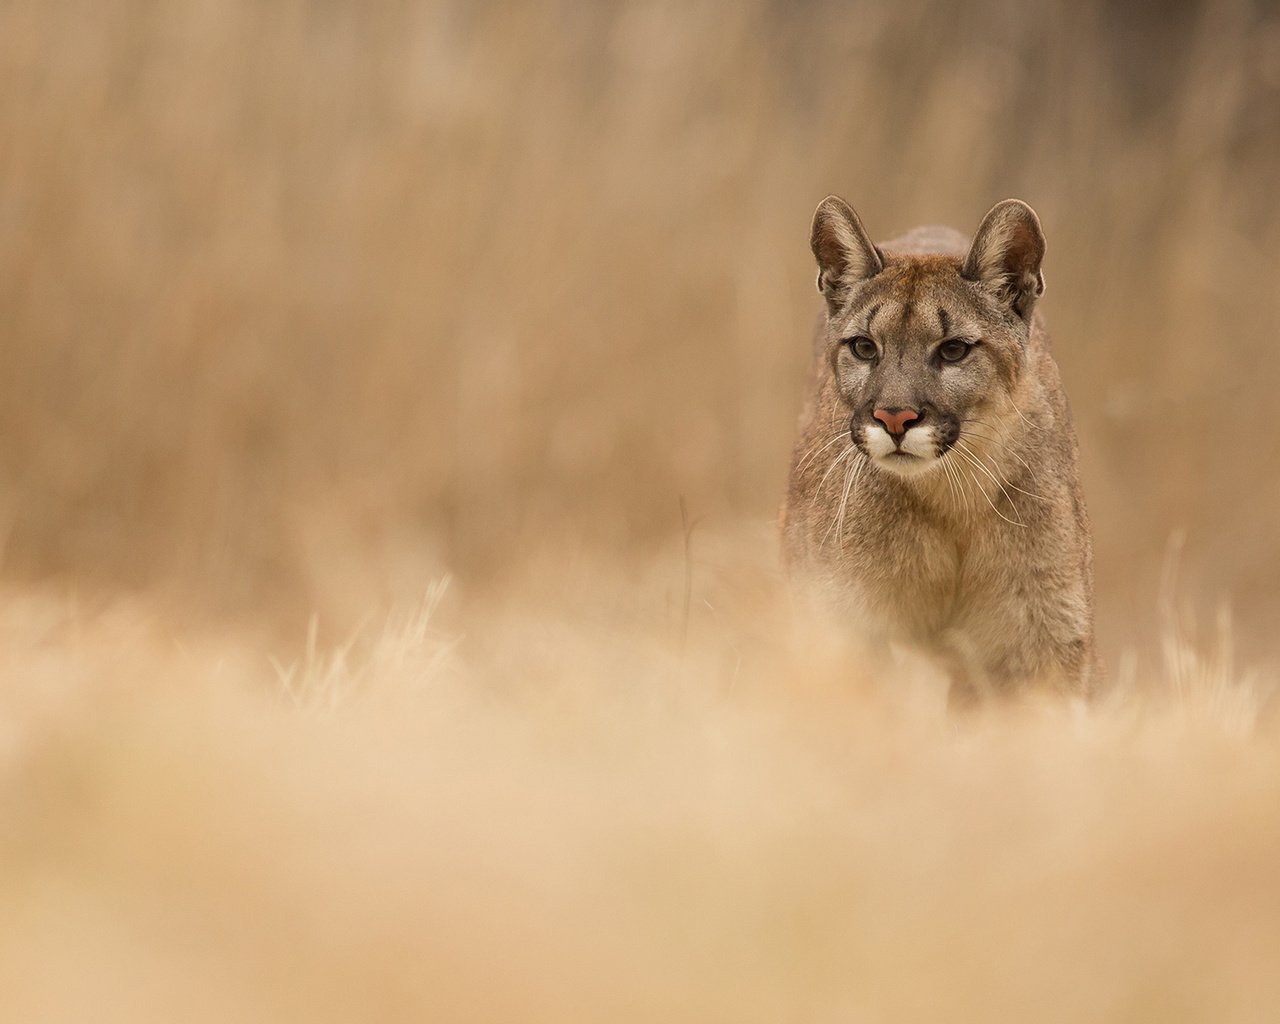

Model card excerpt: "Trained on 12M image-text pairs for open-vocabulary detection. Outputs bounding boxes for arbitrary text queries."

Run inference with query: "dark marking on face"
[899,302,913,328]
[937,307,950,339]
[866,303,883,334]
[932,409,961,453]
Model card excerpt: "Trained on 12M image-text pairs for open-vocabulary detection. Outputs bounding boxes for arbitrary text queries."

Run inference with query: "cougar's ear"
[811,195,883,314]
[962,199,1046,320]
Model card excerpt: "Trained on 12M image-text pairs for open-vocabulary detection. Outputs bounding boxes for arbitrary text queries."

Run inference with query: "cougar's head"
[810,196,1046,479]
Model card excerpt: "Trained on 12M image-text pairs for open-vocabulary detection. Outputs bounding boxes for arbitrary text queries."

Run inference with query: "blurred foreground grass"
[1,557,1277,1022]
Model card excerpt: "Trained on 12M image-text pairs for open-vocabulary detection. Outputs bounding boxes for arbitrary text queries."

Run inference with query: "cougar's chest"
[842,507,962,642]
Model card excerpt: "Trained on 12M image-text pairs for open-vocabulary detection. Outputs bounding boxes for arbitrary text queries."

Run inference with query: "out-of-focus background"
[3,2,1280,1021]
[4,0,1279,650]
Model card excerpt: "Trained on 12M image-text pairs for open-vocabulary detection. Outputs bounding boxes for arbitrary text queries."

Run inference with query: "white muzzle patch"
[863,423,940,476]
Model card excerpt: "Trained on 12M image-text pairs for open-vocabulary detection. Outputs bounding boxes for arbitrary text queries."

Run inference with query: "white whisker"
[964,418,1043,486]
[797,429,850,472]
[956,453,1024,528]
[959,435,1050,504]
[810,442,855,507]
[1007,395,1043,434]
[944,450,975,509]
[939,454,959,515]
[952,442,1026,527]
[832,455,865,547]
[822,456,857,547]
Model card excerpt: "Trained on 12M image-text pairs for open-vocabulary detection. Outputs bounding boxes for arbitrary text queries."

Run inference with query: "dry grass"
[2,1,1280,1019]
[2,573,1278,1022]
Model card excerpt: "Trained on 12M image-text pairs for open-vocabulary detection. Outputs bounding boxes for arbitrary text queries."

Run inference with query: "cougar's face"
[828,258,1025,479]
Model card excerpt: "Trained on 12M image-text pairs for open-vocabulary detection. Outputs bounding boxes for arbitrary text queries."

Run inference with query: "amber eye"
[848,336,878,361]
[938,339,971,362]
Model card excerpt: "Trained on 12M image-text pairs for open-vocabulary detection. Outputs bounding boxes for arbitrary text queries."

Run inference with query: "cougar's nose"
[872,407,921,436]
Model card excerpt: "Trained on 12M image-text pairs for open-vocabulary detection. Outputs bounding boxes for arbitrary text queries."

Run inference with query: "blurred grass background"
[3,2,1280,1020]
[3,0,1278,655]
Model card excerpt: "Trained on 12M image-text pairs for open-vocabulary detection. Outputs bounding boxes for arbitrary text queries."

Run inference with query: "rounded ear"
[961,199,1046,320]
[810,195,883,314]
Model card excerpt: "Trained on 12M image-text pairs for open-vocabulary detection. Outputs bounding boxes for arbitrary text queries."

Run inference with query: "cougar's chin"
[873,451,942,477]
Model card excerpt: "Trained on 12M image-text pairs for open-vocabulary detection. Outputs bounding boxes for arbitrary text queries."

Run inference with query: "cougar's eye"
[848,336,878,361]
[938,339,971,363]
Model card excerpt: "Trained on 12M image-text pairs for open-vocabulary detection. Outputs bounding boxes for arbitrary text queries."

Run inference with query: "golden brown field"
[2,1,1280,1019]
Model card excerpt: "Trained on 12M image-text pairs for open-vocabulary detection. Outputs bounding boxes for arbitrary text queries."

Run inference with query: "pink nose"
[873,407,920,436]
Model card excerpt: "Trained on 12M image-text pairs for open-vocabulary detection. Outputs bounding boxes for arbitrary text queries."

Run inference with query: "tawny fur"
[782,199,1098,698]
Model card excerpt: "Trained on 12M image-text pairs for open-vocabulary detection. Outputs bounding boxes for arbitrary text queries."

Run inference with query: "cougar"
[782,197,1098,697]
